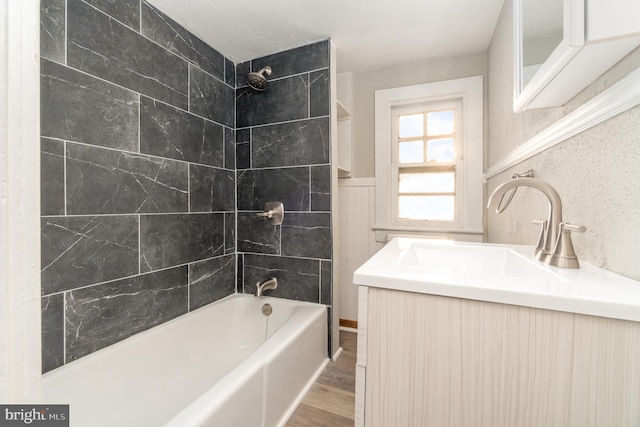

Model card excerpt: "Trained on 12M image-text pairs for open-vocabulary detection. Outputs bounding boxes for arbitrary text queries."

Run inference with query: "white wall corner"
[0,0,42,402]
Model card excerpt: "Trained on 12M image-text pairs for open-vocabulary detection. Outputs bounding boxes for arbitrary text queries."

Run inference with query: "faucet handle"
[548,222,586,269]
[532,219,548,261]
[562,223,586,234]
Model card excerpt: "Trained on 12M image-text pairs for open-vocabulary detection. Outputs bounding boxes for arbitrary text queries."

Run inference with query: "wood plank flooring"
[285,331,356,427]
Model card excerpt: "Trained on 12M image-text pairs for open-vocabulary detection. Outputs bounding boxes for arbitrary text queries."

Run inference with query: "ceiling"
[145,0,505,74]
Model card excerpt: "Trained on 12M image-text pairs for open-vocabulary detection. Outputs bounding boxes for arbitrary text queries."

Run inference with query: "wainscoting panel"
[338,179,383,322]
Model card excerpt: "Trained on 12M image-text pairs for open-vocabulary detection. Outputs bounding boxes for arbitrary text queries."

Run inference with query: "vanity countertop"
[353,238,640,322]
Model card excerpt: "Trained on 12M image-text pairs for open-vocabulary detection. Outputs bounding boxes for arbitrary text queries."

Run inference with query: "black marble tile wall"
[40,0,236,372]
[235,40,334,354]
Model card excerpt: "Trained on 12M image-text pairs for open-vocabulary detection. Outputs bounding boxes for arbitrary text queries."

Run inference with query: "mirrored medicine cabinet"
[513,0,640,112]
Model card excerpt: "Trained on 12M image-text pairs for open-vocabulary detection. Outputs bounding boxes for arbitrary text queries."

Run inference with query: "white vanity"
[353,238,640,427]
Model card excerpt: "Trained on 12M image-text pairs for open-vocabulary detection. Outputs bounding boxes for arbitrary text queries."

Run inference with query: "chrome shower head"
[247,66,272,91]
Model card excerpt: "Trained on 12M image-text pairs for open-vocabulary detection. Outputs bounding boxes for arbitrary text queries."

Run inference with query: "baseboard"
[340,319,358,329]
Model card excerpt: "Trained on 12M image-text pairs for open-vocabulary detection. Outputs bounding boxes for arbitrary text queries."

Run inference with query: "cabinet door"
[365,288,640,427]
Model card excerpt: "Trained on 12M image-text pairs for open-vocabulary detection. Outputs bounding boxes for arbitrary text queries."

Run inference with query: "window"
[374,77,483,241]
[392,100,462,223]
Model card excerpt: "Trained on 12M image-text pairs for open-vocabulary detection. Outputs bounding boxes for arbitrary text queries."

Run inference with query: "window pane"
[398,196,455,221]
[427,138,455,161]
[399,170,455,193]
[399,140,424,163]
[427,110,454,136]
[399,114,424,138]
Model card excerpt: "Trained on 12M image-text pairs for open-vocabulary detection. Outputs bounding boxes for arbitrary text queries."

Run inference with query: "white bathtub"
[41,294,329,427]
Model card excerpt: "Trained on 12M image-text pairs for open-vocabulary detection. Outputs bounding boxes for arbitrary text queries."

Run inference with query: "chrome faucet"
[487,177,585,268]
[254,277,278,297]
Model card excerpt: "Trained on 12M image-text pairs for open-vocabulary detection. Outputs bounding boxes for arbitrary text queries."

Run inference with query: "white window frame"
[374,76,484,242]
[391,99,463,226]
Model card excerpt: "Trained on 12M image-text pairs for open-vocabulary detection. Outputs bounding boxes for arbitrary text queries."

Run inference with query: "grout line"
[64,0,68,65]
[41,211,234,219]
[63,140,67,215]
[137,93,141,152]
[63,292,68,365]
[48,137,235,171]
[187,63,191,112]
[187,262,191,312]
[236,115,329,131]
[309,166,312,210]
[237,66,330,89]
[187,163,191,212]
[138,215,141,274]
[308,72,311,120]
[249,128,253,169]
[41,253,235,299]
[318,262,322,303]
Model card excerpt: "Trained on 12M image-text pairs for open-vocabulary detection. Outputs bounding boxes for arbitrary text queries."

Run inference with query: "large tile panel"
[281,213,332,259]
[236,75,309,128]
[237,212,280,255]
[243,254,320,303]
[41,294,64,373]
[310,69,330,118]
[41,215,139,294]
[251,41,329,80]
[41,59,139,151]
[40,0,66,64]
[140,213,224,272]
[67,0,188,109]
[140,96,224,167]
[251,118,330,168]
[84,0,141,30]
[189,165,236,212]
[189,255,236,310]
[141,2,224,80]
[66,143,189,215]
[41,138,65,216]
[237,167,310,211]
[65,267,188,361]
[190,66,234,127]
[311,165,331,212]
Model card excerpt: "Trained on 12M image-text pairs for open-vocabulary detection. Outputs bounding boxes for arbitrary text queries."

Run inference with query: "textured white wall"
[349,53,487,178]
[486,0,640,281]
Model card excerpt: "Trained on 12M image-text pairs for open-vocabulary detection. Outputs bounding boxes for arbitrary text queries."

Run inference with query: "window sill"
[372,225,484,243]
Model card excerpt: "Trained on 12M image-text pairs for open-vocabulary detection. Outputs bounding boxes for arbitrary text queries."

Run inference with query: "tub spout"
[255,277,278,297]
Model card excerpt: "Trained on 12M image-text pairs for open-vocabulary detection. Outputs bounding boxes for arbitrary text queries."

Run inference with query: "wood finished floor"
[285,331,356,427]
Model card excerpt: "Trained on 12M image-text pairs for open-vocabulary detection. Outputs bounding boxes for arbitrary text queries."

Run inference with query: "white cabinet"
[514,0,640,111]
[356,286,640,427]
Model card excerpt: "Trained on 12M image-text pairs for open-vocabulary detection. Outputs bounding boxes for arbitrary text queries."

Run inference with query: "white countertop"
[353,238,640,322]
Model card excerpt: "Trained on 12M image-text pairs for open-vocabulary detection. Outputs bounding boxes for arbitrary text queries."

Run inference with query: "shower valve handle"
[256,202,284,225]
[256,210,274,219]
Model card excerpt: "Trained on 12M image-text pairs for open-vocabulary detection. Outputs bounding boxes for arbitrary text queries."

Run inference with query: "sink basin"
[400,240,560,281]
[353,237,640,322]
